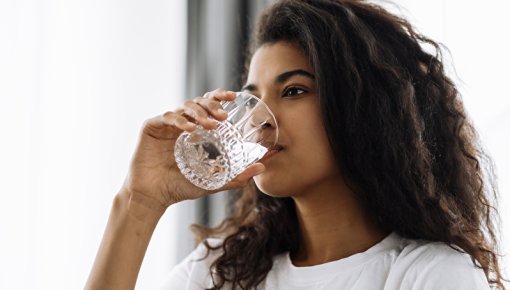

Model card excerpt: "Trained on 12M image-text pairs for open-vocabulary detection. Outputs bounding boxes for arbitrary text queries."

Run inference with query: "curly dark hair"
[192,0,505,289]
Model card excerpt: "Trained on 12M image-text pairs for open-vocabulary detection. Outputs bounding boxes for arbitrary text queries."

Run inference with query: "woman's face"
[245,41,340,197]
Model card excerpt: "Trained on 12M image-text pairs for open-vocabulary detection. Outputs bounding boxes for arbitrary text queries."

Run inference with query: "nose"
[248,102,276,129]
[241,102,278,146]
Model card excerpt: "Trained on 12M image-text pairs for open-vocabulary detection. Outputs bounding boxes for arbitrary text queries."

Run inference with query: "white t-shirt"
[161,232,490,289]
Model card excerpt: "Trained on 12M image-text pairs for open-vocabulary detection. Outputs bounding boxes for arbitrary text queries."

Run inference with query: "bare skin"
[86,41,387,289]
[291,176,387,266]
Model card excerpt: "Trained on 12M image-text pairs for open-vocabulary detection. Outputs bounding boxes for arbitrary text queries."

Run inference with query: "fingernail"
[208,117,218,125]
[217,109,227,114]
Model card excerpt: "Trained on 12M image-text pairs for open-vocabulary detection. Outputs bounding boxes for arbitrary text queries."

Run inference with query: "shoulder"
[387,236,490,289]
[160,238,223,290]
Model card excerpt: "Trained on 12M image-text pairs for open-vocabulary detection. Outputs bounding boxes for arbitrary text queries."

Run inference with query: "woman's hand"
[120,88,266,215]
[87,89,267,290]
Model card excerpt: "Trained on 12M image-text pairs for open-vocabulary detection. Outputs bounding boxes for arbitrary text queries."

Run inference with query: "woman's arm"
[84,189,166,290]
[85,89,264,290]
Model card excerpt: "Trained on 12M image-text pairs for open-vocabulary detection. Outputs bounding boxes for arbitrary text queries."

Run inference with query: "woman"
[86,0,506,289]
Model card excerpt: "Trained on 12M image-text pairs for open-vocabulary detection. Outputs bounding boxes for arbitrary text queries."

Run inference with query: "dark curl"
[192,0,505,289]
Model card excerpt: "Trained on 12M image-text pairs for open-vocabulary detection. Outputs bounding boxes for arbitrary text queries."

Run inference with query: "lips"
[259,144,284,162]
[269,144,284,152]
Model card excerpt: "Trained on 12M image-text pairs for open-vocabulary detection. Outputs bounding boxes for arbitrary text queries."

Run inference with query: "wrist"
[115,188,168,225]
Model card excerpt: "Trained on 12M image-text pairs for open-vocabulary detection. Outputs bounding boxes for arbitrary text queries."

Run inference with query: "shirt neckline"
[278,232,401,284]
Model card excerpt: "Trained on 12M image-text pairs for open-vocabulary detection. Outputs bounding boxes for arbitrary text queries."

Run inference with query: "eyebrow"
[241,69,315,92]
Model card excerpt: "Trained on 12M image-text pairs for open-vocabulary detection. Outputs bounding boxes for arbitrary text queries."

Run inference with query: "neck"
[290,176,388,267]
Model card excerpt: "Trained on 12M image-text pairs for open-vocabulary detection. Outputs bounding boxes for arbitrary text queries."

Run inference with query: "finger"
[203,88,237,101]
[221,163,266,190]
[161,111,197,132]
[141,114,194,141]
[174,108,199,125]
[193,97,228,120]
[182,100,218,129]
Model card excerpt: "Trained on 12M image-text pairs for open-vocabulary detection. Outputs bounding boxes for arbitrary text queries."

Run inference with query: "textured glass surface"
[175,121,268,190]
[174,92,276,190]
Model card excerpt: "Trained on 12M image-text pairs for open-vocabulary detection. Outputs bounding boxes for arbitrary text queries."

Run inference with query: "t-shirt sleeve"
[160,239,222,290]
[401,244,490,290]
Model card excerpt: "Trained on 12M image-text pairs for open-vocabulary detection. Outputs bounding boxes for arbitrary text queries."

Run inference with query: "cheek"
[294,108,336,173]
[254,143,337,197]
[293,134,338,181]
[254,109,338,196]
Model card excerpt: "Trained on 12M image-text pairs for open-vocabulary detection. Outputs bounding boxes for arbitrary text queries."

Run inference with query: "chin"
[253,174,295,197]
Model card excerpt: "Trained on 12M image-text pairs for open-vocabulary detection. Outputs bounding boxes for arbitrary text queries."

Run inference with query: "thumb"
[237,163,266,180]
[221,163,266,190]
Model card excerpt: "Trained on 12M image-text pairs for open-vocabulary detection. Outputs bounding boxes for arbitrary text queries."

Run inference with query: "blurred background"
[0,0,508,289]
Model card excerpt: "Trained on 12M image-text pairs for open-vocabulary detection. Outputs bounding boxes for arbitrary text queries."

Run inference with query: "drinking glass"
[174,92,278,190]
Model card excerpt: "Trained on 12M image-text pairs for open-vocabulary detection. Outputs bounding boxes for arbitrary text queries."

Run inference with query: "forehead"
[247,41,314,81]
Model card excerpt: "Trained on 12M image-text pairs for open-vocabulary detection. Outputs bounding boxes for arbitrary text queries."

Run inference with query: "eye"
[283,87,306,97]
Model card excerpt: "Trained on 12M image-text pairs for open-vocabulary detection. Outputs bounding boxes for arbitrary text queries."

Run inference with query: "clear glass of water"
[174,92,279,190]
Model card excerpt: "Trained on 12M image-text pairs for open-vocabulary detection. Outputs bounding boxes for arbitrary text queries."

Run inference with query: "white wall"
[383,0,510,281]
[0,0,186,289]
